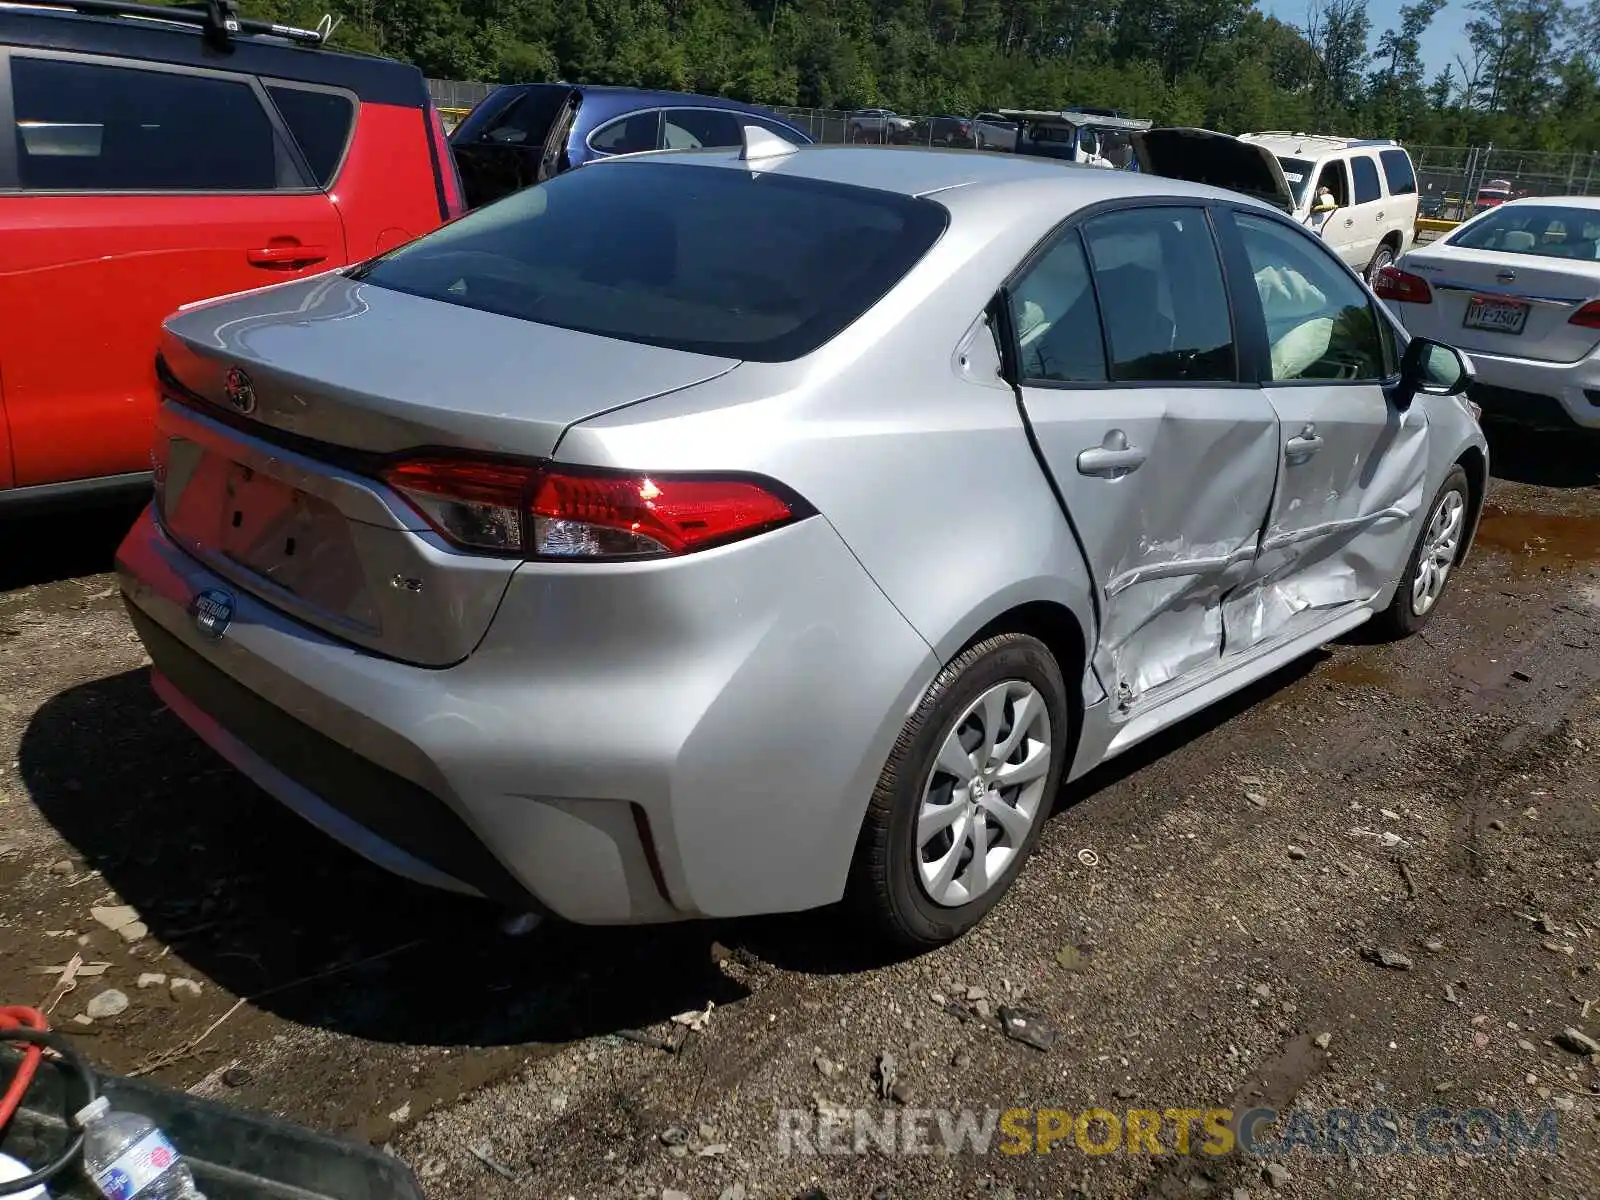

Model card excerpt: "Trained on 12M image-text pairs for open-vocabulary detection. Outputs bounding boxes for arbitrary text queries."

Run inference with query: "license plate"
[1464,296,1529,334]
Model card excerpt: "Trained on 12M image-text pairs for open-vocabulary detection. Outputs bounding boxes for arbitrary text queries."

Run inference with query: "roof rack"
[998,109,1154,132]
[34,0,329,50]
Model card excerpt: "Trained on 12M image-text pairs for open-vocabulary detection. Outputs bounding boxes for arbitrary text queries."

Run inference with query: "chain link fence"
[427,78,496,130]
[1411,145,1600,223]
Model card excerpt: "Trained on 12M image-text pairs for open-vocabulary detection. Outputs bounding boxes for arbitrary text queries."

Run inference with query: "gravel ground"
[1,422,1598,1200]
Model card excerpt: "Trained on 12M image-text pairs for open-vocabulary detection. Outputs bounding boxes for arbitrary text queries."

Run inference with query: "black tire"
[1368,465,1470,641]
[1365,240,1398,285]
[847,632,1071,948]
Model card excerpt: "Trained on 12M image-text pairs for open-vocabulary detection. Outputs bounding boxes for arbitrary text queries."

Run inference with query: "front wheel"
[1369,465,1470,640]
[848,633,1070,948]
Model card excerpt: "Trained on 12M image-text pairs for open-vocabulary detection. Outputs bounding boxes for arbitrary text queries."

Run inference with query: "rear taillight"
[381,458,802,559]
[1374,266,1432,304]
[1569,300,1600,328]
[428,103,466,220]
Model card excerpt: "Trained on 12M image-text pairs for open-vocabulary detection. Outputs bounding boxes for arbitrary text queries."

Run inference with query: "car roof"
[593,143,1281,210]
[0,3,424,105]
[506,81,784,112]
[1241,133,1403,158]
[1499,195,1600,210]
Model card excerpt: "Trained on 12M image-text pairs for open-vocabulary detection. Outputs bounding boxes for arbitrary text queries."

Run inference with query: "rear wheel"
[1369,465,1470,640]
[1365,240,1398,285]
[849,633,1070,948]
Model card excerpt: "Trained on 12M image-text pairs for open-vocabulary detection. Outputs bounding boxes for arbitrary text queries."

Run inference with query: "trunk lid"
[1397,244,1600,363]
[161,272,738,457]
[1133,128,1295,213]
[155,272,738,666]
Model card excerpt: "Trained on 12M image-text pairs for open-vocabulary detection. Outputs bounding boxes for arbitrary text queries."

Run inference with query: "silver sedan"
[117,135,1488,947]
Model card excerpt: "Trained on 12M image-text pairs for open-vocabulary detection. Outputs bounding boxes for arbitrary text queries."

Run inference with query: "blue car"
[450,83,813,209]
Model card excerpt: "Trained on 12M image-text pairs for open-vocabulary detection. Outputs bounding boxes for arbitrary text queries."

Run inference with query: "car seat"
[1094,263,1173,375]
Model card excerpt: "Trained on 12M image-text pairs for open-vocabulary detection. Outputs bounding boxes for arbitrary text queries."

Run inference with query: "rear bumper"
[116,505,934,924]
[1457,345,1600,431]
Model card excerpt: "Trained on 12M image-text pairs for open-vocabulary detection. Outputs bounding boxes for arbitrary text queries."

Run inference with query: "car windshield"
[1278,157,1315,207]
[355,161,949,362]
[1447,204,1600,260]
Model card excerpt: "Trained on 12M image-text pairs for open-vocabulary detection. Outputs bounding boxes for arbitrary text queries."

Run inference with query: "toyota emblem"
[1495,268,1517,283]
[223,366,256,414]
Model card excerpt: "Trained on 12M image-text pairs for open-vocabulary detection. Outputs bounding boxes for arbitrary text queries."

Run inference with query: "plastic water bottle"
[74,1097,205,1200]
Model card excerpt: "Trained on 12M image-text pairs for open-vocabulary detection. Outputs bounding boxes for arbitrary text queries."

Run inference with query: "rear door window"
[1350,155,1382,204]
[1008,231,1108,383]
[1080,206,1236,382]
[661,109,744,150]
[355,160,949,361]
[1379,149,1416,196]
[267,85,354,187]
[11,55,279,191]
[589,111,663,155]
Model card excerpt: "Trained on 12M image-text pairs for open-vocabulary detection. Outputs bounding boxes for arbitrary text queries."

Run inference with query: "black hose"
[0,1028,98,1196]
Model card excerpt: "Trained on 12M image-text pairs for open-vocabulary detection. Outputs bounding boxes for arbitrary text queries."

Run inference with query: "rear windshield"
[1447,204,1600,259]
[353,160,949,361]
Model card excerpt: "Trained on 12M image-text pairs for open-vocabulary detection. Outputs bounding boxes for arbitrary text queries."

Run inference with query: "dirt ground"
[2,423,1598,1200]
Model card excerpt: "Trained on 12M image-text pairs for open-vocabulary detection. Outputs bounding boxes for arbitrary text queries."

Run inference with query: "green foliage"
[188,0,1600,149]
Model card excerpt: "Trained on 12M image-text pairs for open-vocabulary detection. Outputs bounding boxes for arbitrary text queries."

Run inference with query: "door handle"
[246,244,328,268]
[1077,430,1147,477]
[1343,218,1354,227]
[1286,424,1324,458]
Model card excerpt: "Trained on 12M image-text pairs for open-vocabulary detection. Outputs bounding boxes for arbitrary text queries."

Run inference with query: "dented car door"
[1005,204,1281,709]
[1219,210,1429,653]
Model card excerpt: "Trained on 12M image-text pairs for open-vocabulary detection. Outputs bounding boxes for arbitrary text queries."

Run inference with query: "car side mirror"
[1394,337,1473,411]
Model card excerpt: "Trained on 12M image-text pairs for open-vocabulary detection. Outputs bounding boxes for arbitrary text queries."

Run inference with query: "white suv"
[1239,134,1420,282]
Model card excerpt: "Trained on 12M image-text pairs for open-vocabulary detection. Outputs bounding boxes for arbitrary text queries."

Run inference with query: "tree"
[1303,0,1372,125]
[177,0,1600,158]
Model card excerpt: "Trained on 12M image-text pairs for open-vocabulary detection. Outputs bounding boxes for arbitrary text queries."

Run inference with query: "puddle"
[1473,506,1600,572]
[1322,659,1397,688]
[1320,656,1429,696]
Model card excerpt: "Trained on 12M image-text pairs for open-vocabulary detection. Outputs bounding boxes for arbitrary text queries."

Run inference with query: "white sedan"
[1377,195,1600,432]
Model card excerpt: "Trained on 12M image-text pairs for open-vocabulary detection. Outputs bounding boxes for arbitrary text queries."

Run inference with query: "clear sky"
[1261,0,1475,82]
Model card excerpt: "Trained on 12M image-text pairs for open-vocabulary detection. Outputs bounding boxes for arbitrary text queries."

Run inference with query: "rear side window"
[267,86,354,187]
[1350,155,1382,204]
[747,116,805,144]
[1080,206,1235,382]
[590,111,663,154]
[1379,149,1417,196]
[355,161,949,361]
[12,56,277,191]
[661,109,743,150]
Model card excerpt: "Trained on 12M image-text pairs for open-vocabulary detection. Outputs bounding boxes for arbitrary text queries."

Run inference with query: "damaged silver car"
[117,134,1487,949]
